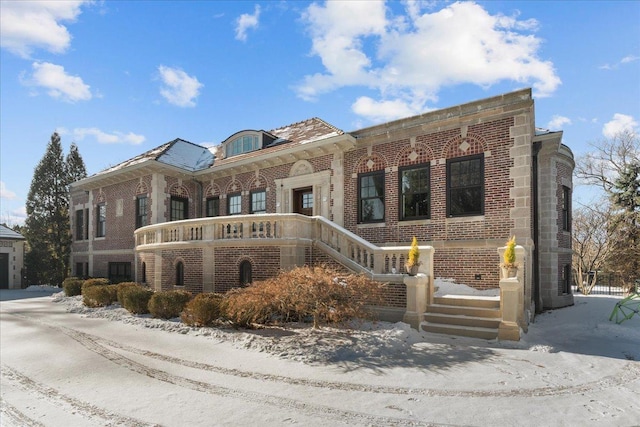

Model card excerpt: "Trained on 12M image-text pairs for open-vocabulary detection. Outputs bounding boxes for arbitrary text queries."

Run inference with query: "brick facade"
[70,89,574,320]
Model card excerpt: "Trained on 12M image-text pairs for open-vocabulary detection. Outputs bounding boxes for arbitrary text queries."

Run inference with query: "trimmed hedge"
[181,293,224,326]
[148,290,192,319]
[116,282,139,305]
[81,278,110,294]
[83,284,118,308]
[120,285,153,314]
[62,277,84,297]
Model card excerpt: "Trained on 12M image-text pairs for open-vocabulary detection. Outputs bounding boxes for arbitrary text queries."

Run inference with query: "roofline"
[351,88,533,139]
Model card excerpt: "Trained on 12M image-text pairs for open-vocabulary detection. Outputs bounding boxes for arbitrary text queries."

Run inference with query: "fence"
[572,273,639,296]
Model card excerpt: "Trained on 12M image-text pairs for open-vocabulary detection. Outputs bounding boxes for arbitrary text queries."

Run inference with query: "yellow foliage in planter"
[503,236,517,268]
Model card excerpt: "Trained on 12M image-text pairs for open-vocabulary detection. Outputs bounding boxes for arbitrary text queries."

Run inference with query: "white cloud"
[71,128,146,145]
[599,54,640,70]
[24,62,92,102]
[547,115,571,130]
[296,1,561,122]
[602,114,638,139]
[235,5,260,41]
[352,96,428,123]
[0,1,87,58]
[0,181,17,200]
[157,65,203,108]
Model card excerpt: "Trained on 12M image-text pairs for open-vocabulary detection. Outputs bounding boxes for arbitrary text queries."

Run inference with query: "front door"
[293,187,313,216]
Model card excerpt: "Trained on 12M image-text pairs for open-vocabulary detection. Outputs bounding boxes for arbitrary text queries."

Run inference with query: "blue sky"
[1,1,639,225]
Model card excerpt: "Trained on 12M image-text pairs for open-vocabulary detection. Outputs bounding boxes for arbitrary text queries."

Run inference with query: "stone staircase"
[422,296,501,340]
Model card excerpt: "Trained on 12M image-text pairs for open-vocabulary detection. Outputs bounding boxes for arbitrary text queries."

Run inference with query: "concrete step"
[423,312,501,329]
[434,296,500,309]
[421,322,498,340]
[427,303,502,318]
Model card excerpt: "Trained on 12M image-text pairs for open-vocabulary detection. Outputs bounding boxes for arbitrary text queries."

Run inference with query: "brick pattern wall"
[161,248,203,293]
[138,252,155,285]
[344,118,516,288]
[213,246,281,292]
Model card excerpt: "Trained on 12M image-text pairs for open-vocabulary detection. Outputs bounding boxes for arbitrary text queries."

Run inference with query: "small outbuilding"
[0,224,26,289]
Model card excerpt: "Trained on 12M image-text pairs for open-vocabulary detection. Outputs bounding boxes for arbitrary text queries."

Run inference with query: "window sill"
[357,222,386,229]
[445,215,484,223]
[399,219,431,226]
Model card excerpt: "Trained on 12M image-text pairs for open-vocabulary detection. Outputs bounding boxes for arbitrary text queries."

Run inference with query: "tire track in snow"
[2,311,445,427]
[100,336,640,398]
[0,366,158,427]
[6,309,640,400]
[0,396,45,427]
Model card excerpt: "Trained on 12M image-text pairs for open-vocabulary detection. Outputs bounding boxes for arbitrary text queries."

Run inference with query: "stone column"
[403,273,428,329]
[498,277,523,341]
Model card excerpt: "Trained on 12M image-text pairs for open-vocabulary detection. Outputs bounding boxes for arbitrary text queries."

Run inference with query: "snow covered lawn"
[1,286,639,426]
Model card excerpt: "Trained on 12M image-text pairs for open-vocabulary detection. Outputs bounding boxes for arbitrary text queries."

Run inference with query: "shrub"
[83,284,118,308]
[181,293,224,326]
[120,285,153,314]
[116,282,139,305]
[223,266,385,328]
[148,290,192,319]
[62,277,84,297]
[81,278,110,294]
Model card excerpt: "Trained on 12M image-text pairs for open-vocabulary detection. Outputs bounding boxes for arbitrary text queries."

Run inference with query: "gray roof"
[0,225,25,240]
[95,138,214,176]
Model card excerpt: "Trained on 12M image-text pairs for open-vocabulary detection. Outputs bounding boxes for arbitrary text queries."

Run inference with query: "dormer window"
[227,134,260,157]
[222,130,278,158]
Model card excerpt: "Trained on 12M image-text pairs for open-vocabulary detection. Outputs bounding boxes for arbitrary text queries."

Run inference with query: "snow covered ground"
[1,284,639,426]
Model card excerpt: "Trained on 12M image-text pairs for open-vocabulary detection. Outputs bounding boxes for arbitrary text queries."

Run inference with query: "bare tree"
[572,203,614,294]
[575,130,640,294]
[575,130,639,192]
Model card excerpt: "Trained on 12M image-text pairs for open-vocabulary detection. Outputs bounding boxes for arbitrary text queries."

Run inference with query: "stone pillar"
[498,277,523,341]
[403,273,428,329]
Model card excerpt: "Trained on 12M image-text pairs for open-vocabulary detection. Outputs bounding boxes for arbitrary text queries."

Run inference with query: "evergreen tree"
[66,142,88,185]
[607,162,640,292]
[24,132,73,286]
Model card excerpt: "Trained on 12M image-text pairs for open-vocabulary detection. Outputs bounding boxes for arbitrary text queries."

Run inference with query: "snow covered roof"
[0,224,25,240]
[269,117,343,145]
[84,118,345,182]
[95,139,214,176]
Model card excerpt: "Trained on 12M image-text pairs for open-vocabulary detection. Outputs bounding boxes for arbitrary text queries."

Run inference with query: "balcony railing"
[135,213,434,277]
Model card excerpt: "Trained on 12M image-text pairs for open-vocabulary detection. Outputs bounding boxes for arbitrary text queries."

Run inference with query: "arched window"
[141,262,146,283]
[176,261,184,286]
[239,260,252,286]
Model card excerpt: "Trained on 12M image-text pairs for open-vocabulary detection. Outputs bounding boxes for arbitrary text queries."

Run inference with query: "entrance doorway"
[293,187,313,216]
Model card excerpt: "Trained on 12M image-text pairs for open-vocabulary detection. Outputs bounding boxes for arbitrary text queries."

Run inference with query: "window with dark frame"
[141,262,146,283]
[562,186,571,231]
[75,209,84,240]
[84,208,89,239]
[108,262,131,284]
[170,196,188,221]
[136,195,148,228]
[400,164,430,220]
[562,264,572,294]
[239,260,252,285]
[250,190,266,214]
[206,196,220,217]
[447,154,484,217]
[175,261,184,286]
[75,262,84,278]
[358,171,385,223]
[228,193,242,215]
[96,204,106,237]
